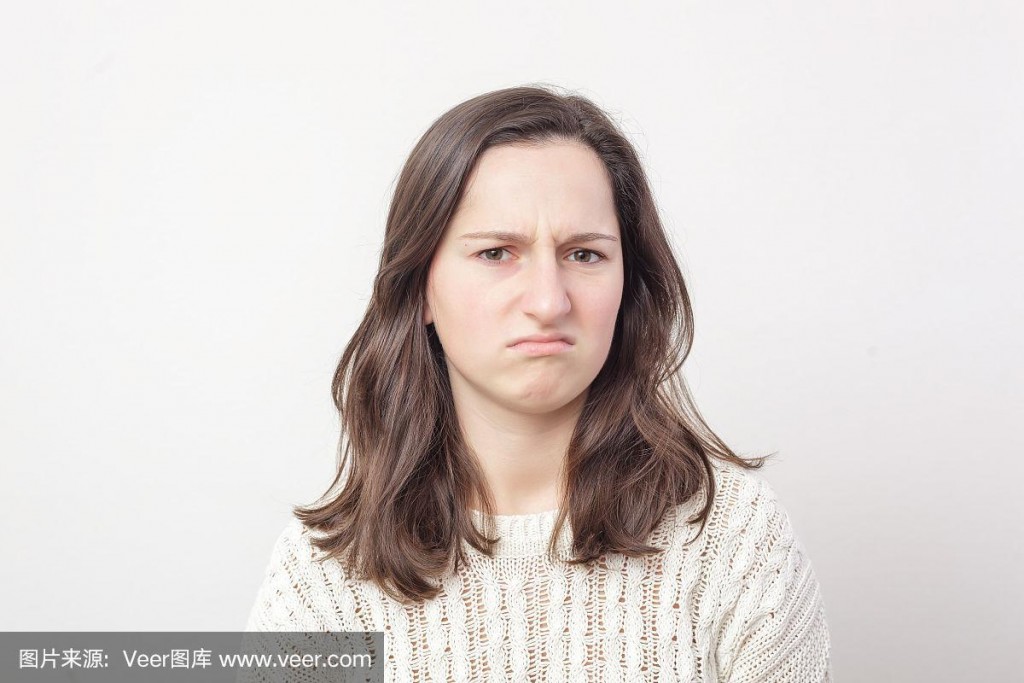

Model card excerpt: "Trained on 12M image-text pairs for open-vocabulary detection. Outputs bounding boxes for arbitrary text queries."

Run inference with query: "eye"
[567,249,605,264]
[477,247,511,263]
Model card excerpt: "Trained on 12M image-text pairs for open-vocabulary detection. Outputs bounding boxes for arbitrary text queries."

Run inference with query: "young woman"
[244,85,833,681]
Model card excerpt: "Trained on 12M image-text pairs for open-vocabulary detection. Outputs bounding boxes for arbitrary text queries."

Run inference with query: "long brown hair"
[294,83,770,604]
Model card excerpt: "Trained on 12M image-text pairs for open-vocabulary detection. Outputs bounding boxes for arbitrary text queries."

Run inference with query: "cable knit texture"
[244,459,832,681]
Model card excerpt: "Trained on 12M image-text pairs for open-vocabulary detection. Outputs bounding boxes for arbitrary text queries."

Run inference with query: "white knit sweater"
[244,459,832,682]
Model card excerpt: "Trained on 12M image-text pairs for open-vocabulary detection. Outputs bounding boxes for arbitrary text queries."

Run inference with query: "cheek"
[582,283,623,334]
[432,275,494,337]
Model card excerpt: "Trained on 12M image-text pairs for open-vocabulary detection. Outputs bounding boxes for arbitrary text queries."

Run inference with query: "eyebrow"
[457,230,619,244]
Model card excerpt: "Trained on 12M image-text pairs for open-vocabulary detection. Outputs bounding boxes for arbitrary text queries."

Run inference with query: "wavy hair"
[294,83,770,604]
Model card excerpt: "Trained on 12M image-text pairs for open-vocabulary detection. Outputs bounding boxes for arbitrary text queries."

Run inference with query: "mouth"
[508,339,573,356]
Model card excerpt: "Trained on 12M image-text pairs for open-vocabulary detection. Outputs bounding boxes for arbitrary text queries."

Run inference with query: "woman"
[244,84,833,682]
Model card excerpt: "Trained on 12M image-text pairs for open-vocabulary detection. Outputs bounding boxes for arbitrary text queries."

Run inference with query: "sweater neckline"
[466,507,574,559]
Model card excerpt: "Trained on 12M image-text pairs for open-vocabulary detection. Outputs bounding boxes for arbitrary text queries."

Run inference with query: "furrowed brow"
[458,230,618,244]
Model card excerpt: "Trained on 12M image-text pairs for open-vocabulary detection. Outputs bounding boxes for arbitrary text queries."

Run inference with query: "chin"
[506,386,584,415]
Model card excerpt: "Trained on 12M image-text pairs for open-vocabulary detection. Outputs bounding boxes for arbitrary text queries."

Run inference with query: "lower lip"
[510,340,572,356]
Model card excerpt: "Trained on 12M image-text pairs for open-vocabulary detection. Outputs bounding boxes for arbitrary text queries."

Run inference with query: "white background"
[2,2,1021,680]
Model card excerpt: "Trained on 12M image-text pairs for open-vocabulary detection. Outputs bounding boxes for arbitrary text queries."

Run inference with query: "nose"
[519,252,571,322]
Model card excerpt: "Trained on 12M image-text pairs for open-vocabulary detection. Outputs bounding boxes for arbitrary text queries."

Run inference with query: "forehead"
[449,141,618,230]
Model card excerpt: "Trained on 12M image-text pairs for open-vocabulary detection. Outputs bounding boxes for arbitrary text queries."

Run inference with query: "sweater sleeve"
[243,519,326,632]
[235,521,333,683]
[714,476,833,682]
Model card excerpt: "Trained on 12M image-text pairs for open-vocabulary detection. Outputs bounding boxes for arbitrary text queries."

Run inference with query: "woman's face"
[424,141,624,417]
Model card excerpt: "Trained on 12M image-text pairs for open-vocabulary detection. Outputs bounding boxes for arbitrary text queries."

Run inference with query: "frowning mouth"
[509,340,573,356]
[508,332,574,346]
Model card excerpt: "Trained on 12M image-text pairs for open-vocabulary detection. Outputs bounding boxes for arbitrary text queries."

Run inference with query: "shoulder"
[708,458,809,568]
[707,456,783,520]
[263,517,340,571]
[253,517,352,602]
[670,458,784,531]
[701,457,822,614]
[266,517,318,561]
[245,518,350,631]
[669,457,803,565]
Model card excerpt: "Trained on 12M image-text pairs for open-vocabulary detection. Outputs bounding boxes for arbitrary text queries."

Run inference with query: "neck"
[453,381,586,516]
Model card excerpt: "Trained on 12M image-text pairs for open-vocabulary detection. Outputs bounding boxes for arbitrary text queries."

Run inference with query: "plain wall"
[1,2,1021,680]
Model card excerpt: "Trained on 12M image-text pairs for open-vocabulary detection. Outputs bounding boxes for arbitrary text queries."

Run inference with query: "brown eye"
[477,247,509,263]
[569,249,604,264]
